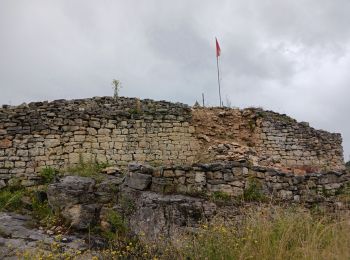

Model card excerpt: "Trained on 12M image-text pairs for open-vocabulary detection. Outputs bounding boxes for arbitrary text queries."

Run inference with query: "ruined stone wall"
[0,97,200,186]
[127,162,349,203]
[255,111,343,170]
[0,97,345,187]
[192,108,344,171]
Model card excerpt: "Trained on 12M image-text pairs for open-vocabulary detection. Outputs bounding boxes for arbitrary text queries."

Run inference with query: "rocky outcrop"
[47,175,124,230]
[44,162,350,242]
[129,192,217,241]
[0,212,87,259]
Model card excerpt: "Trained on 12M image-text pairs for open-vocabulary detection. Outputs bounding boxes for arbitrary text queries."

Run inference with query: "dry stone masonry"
[0,96,345,187]
[0,97,200,186]
[45,162,350,241]
[192,108,344,171]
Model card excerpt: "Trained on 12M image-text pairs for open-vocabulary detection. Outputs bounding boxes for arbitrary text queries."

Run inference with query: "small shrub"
[108,210,128,235]
[210,191,231,203]
[243,178,266,202]
[30,195,58,227]
[335,182,350,203]
[100,210,130,246]
[112,79,122,98]
[40,167,58,184]
[346,160,350,169]
[119,195,136,216]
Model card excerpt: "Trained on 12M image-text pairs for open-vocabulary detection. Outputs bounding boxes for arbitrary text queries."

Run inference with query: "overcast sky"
[0,0,349,161]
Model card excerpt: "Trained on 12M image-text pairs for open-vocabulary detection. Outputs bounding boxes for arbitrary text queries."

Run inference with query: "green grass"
[30,194,59,227]
[0,185,60,228]
[0,187,25,212]
[243,178,267,202]
[39,167,58,184]
[210,191,231,204]
[66,158,109,181]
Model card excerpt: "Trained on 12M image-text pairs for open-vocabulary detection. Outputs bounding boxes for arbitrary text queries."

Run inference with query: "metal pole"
[202,93,205,107]
[216,55,222,107]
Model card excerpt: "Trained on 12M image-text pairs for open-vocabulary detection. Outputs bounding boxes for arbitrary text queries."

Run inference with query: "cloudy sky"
[0,0,349,160]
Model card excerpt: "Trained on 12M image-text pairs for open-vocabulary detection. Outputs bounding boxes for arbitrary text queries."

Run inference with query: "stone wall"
[45,161,350,240]
[0,97,200,186]
[192,108,344,171]
[126,162,349,203]
[0,96,345,187]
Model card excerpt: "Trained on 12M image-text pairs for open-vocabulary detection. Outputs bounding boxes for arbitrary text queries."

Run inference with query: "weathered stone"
[89,121,101,128]
[47,176,96,209]
[126,172,152,190]
[0,139,12,149]
[0,212,89,258]
[0,180,6,189]
[63,204,101,230]
[195,172,206,183]
[279,190,293,200]
[163,170,175,177]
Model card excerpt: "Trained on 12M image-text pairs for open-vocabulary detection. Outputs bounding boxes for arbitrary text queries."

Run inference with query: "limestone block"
[163,170,175,177]
[208,184,233,195]
[0,180,6,189]
[212,171,223,179]
[89,121,100,128]
[74,135,85,142]
[16,150,28,157]
[114,142,123,149]
[99,142,109,150]
[279,190,293,200]
[118,154,131,161]
[126,172,152,190]
[230,181,244,187]
[0,139,12,149]
[232,167,243,176]
[98,129,111,135]
[96,154,107,163]
[195,172,206,183]
[14,161,26,168]
[133,154,146,161]
[69,153,80,164]
[65,204,102,230]
[62,125,80,131]
[87,128,97,135]
[4,161,14,169]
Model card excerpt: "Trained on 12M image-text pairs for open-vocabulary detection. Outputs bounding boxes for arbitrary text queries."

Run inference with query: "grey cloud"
[0,0,349,159]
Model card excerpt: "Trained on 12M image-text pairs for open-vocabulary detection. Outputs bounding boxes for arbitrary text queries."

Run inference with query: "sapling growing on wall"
[112,79,122,98]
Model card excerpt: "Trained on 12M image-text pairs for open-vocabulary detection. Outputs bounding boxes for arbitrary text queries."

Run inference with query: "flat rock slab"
[0,212,87,259]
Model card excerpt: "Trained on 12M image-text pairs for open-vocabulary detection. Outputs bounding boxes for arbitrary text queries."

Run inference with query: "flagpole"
[216,54,222,107]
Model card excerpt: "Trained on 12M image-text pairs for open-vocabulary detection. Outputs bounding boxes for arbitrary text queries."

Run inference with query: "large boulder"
[125,172,152,190]
[47,176,96,208]
[128,192,217,241]
[47,176,99,230]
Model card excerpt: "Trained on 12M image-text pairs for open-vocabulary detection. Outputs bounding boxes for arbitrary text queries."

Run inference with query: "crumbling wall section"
[192,108,344,171]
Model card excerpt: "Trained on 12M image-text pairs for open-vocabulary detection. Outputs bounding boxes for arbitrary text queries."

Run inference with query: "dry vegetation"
[15,205,350,260]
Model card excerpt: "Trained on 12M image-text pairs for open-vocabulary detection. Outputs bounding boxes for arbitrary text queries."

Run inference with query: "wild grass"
[179,207,350,260]
[14,205,350,259]
[0,187,25,212]
[65,158,109,181]
[0,185,59,228]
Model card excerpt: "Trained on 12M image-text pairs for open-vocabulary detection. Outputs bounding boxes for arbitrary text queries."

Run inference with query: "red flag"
[216,38,221,57]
